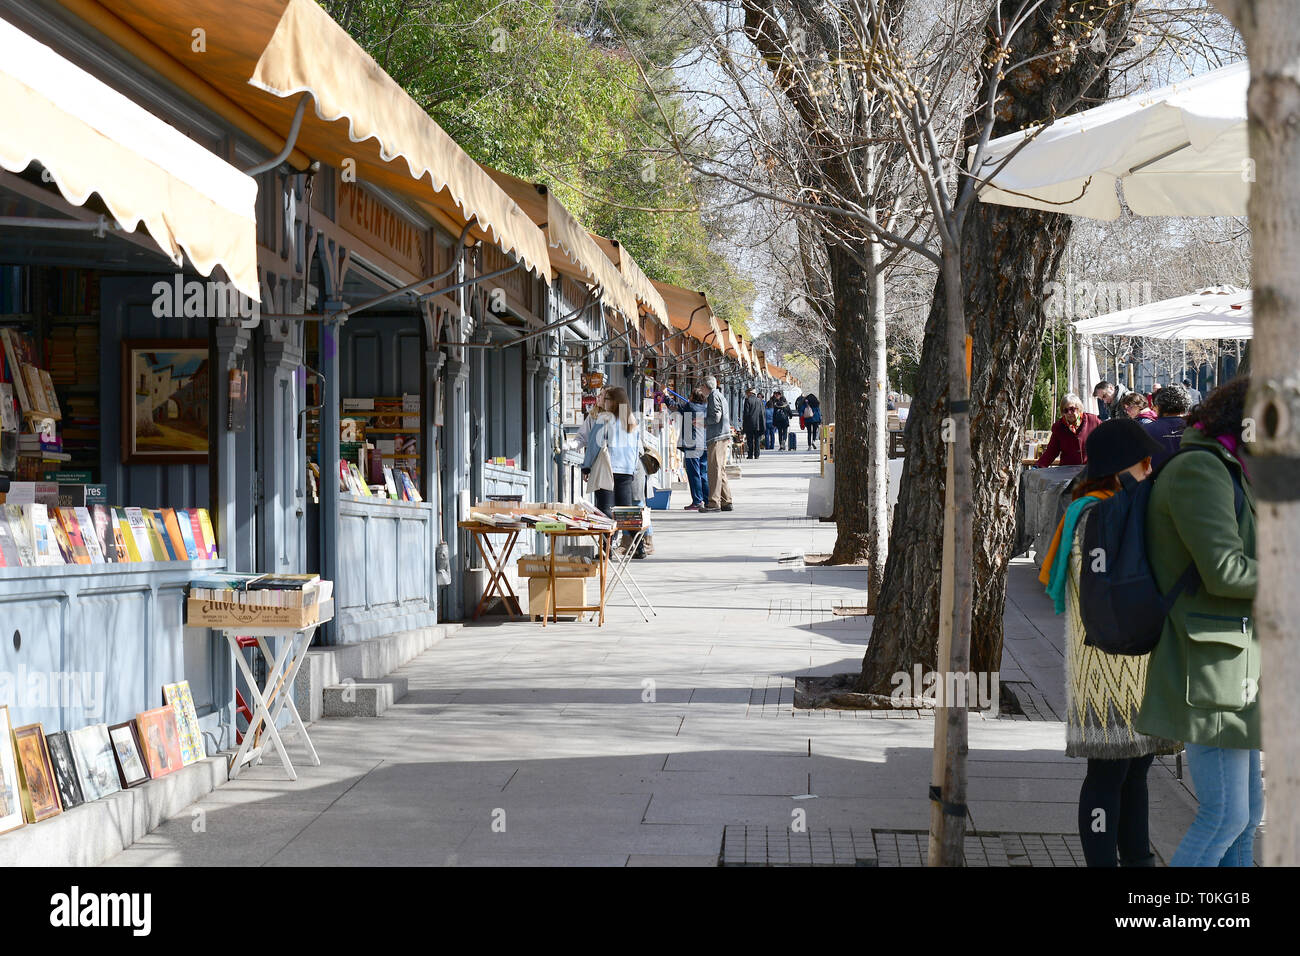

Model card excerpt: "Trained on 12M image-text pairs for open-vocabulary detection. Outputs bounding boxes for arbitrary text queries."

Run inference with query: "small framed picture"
[135,706,184,779]
[0,706,27,835]
[44,731,85,811]
[69,724,123,802]
[162,681,205,766]
[13,723,62,822]
[108,722,150,788]
[121,339,210,465]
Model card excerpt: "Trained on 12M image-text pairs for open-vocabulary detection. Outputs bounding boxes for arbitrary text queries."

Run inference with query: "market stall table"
[539,527,614,626]
[459,519,526,618]
[209,599,334,781]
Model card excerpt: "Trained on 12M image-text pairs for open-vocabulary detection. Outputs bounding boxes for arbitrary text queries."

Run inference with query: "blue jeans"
[765,424,776,449]
[1171,744,1264,866]
[683,453,708,506]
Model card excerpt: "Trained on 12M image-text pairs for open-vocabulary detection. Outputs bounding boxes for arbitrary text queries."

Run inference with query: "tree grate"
[719,825,877,866]
[871,829,1085,867]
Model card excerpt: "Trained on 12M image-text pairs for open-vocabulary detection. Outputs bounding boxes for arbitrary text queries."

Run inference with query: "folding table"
[459,519,526,618]
[215,599,333,781]
[538,527,613,626]
[607,512,656,622]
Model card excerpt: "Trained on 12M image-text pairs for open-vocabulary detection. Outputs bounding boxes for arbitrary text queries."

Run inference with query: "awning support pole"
[245,93,313,177]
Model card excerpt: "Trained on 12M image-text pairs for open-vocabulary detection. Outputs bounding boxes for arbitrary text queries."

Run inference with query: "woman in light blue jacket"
[582,385,641,521]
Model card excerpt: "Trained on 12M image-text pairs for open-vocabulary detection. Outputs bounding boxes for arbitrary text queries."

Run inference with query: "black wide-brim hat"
[1085,418,1164,478]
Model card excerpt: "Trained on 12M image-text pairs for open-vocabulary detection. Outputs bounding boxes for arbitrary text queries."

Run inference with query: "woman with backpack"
[772,393,791,451]
[1039,418,1179,866]
[1137,377,1261,866]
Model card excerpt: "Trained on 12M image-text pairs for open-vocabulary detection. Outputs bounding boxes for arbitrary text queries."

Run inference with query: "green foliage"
[321,0,751,331]
[1029,324,1070,430]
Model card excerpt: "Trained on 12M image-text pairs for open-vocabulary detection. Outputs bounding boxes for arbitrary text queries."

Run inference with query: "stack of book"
[187,573,331,628]
[189,573,323,608]
[611,506,646,532]
[0,496,219,568]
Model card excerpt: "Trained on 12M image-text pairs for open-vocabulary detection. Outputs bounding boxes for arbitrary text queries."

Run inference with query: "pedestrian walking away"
[742,387,765,460]
[802,393,821,449]
[1039,418,1179,867]
[702,375,733,511]
[771,392,791,451]
[1136,378,1262,866]
[763,394,776,450]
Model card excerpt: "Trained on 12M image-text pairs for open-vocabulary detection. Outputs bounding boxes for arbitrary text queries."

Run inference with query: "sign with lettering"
[335,181,429,278]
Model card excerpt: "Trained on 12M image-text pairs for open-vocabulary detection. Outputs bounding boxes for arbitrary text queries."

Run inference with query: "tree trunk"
[865,240,889,605]
[1213,0,1300,868]
[828,243,874,564]
[857,1,1112,693]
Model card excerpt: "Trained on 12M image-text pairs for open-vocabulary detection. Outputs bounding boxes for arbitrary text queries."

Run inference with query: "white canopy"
[1072,285,1252,340]
[0,15,260,299]
[969,62,1249,220]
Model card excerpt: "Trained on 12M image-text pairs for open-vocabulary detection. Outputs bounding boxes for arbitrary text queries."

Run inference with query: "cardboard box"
[186,597,320,629]
[528,576,588,620]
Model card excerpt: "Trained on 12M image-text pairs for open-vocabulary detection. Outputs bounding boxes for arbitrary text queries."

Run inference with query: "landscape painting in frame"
[122,340,209,465]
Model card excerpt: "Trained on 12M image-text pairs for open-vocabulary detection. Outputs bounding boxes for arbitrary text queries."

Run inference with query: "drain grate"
[872,829,1084,867]
[719,825,877,866]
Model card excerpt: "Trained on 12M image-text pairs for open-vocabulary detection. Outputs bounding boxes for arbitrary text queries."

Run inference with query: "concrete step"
[321,675,409,718]
[298,623,459,721]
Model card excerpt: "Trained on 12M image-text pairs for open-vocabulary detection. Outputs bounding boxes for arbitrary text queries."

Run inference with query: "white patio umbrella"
[1072,285,1252,339]
[968,62,1249,220]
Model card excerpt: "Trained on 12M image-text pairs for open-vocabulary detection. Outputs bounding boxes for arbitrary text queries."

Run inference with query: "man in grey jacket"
[703,375,733,512]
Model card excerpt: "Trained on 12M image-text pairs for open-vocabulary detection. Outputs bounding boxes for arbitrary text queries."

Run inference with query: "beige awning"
[1,15,258,298]
[590,233,669,328]
[482,167,637,320]
[651,280,720,344]
[101,0,550,279]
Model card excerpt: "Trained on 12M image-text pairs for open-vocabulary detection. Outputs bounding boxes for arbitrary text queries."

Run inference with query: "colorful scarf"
[1038,489,1114,614]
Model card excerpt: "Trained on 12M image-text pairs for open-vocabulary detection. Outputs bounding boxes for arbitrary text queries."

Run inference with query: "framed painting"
[45,731,85,811]
[13,724,62,822]
[135,706,184,779]
[108,721,150,788]
[121,340,210,464]
[68,724,122,802]
[0,706,26,835]
[162,681,205,765]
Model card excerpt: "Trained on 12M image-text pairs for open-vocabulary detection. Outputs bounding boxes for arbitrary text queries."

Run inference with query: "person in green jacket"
[1137,378,1262,866]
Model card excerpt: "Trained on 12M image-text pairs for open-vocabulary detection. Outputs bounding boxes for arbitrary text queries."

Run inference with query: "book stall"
[0,677,214,838]
[460,502,618,624]
[1,263,241,755]
[186,573,333,780]
[301,345,440,643]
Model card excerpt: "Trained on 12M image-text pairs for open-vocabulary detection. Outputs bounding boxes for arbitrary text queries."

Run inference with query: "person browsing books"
[581,386,641,521]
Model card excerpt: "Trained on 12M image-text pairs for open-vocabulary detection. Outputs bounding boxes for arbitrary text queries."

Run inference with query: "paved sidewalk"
[104,444,1197,866]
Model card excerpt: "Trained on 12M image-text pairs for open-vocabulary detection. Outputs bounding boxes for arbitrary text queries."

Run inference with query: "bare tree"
[1211,0,1300,868]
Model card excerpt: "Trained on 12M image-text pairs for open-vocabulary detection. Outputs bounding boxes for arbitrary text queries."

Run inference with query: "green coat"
[1136,428,1259,749]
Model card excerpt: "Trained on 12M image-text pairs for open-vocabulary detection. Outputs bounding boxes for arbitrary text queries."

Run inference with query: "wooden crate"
[186,598,320,629]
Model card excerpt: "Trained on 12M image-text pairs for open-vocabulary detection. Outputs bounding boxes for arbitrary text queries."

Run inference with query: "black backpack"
[1078,446,1245,655]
